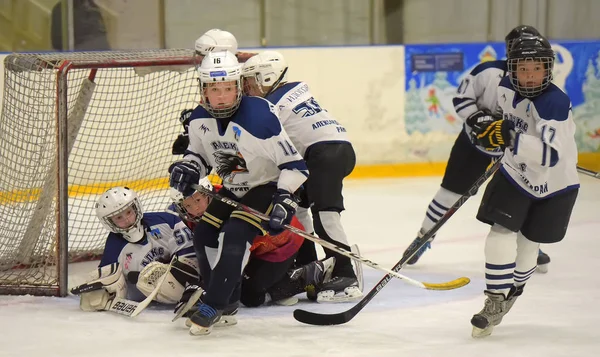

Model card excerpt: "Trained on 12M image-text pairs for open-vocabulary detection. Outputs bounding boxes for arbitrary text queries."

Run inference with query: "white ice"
[1,175,599,357]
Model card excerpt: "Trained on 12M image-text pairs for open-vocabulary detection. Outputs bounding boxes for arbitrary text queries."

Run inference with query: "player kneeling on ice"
[468,36,579,338]
[168,179,335,328]
[75,187,200,312]
[242,51,363,302]
[168,50,309,336]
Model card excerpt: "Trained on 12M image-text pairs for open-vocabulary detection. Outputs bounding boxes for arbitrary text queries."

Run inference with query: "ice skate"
[471,290,510,338]
[188,303,223,336]
[536,249,551,273]
[315,259,363,303]
[289,257,335,300]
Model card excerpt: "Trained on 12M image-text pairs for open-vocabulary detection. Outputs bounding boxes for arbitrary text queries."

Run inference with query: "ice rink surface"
[1,175,598,357]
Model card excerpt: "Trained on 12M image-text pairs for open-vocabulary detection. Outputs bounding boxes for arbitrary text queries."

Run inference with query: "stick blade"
[293,308,356,326]
[422,276,471,291]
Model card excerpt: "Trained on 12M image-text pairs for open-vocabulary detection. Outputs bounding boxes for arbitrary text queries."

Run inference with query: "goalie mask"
[96,187,145,243]
[197,51,243,118]
[508,35,554,98]
[170,177,214,223]
[242,51,288,97]
[195,29,238,56]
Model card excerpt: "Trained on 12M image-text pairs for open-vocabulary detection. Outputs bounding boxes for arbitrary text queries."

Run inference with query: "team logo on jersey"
[200,124,210,134]
[149,228,161,240]
[213,151,248,182]
[232,126,242,141]
[519,163,527,172]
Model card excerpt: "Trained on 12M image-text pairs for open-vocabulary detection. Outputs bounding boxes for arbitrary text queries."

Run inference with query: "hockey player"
[168,180,335,312]
[401,25,552,273]
[168,50,309,335]
[172,29,256,156]
[77,187,199,312]
[241,51,363,302]
[468,35,579,337]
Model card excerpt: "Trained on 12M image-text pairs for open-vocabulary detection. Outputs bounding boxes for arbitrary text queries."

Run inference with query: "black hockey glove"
[474,119,515,150]
[465,109,499,143]
[179,109,194,128]
[263,189,299,236]
[172,133,189,155]
[168,160,201,197]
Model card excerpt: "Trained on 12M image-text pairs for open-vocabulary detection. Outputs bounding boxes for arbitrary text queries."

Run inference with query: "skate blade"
[189,323,212,336]
[471,325,494,338]
[274,296,299,306]
[536,263,549,274]
[186,315,237,328]
[317,286,363,303]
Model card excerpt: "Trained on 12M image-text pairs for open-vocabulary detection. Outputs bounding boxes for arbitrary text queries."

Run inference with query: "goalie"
[76,186,200,312]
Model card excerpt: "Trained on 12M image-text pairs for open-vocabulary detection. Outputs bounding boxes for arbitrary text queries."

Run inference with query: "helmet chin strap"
[263,67,288,97]
[123,225,146,243]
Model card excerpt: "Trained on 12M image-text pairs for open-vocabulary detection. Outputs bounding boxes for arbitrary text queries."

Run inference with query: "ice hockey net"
[0,49,205,296]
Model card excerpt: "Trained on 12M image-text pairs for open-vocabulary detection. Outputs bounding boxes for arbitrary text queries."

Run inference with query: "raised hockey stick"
[577,165,600,179]
[191,184,469,291]
[293,157,503,326]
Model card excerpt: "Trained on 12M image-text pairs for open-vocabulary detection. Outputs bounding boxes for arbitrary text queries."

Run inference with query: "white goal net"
[0,50,201,296]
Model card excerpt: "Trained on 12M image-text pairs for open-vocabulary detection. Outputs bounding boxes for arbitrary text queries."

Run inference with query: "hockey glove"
[465,109,499,143]
[475,119,515,150]
[172,133,190,155]
[169,160,201,197]
[179,109,194,127]
[263,189,299,236]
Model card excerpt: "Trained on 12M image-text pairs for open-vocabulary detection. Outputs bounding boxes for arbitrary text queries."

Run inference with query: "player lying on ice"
[77,186,200,312]
[168,178,336,329]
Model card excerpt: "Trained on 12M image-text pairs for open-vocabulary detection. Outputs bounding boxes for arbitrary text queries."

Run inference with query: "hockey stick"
[293,157,503,326]
[191,184,469,291]
[70,256,177,317]
[577,165,600,179]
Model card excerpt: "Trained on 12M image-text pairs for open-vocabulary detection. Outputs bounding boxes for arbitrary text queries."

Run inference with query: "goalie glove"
[78,263,127,312]
[136,257,200,304]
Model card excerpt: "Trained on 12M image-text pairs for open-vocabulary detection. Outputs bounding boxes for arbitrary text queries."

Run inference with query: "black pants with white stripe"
[297,142,357,277]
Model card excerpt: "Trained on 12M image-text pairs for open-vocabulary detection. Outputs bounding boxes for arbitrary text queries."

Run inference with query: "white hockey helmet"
[197,51,243,118]
[195,29,238,55]
[241,50,288,96]
[96,187,145,243]
[169,177,214,223]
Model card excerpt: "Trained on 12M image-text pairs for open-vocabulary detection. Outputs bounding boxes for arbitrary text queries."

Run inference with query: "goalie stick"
[191,184,470,291]
[577,165,600,179]
[293,157,503,326]
[70,256,177,317]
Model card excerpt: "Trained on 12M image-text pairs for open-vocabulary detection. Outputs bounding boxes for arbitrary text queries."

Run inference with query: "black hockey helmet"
[505,25,541,53]
[508,35,554,98]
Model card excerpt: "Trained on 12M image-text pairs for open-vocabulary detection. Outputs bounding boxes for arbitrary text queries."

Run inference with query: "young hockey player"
[401,25,552,273]
[168,50,309,335]
[468,35,579,337]
[241,50,363,302]
[168,180,334,312]
[172,29,256,156]
[77,187,199,312]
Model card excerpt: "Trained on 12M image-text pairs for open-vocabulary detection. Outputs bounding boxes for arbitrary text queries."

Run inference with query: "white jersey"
[185,96,308,197]
[265,82,350,157]
[454,60,507,156]
[99,212,195,300]
[497,76,580,198]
